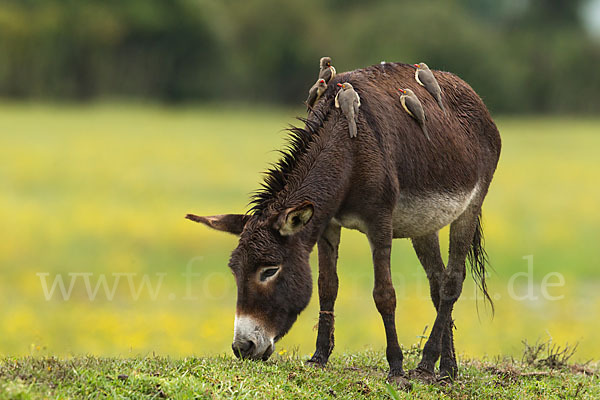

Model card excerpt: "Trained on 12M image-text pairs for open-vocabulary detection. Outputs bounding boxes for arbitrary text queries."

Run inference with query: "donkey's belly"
[333,184,479,238]
[391,185,480,238]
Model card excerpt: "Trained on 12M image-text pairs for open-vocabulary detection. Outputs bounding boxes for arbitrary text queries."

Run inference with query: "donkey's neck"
[274,133,351,248]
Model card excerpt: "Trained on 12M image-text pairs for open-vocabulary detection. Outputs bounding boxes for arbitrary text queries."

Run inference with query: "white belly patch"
[391,185,479,237]
[333,184,480,238]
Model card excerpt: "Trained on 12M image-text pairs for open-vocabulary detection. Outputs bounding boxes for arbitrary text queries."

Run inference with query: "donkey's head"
[186,201,314,360]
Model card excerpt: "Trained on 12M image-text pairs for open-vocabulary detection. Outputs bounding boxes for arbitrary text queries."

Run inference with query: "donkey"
[187,62,501,385]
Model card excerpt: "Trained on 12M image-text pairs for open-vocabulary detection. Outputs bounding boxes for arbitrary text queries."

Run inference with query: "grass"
[1,103,600,362]
[1,347,598,399]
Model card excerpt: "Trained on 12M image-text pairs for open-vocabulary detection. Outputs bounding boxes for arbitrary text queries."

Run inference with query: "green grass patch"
[1,349,598,399]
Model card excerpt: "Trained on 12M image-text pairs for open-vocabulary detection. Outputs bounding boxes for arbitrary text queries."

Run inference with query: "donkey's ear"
[273,201,314,236]
[185,213,249,235]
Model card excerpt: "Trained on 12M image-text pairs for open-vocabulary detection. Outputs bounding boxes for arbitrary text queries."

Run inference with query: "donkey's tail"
[467,211,494,314]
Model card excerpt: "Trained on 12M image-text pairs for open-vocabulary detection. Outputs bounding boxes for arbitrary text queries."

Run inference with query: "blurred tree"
[528,0,584,26]
[0,0,598,113]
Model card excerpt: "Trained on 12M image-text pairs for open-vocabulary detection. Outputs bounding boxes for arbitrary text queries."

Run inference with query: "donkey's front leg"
[307,222,341,366]
[368,223,410,388]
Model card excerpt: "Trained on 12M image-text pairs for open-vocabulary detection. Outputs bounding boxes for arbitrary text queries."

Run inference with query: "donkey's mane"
[247,65,392,217]
[248,108,329,216]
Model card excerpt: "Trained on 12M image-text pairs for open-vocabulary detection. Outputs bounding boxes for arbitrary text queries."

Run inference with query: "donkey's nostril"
[232,340,255,358]
[239,340,254,353]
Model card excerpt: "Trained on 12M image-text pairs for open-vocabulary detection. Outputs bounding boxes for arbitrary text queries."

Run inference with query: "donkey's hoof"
[387,373,412,391]
[437,374,455,386]
[439,364,458,383]
[408,367,437,384]
[305,357,327,368]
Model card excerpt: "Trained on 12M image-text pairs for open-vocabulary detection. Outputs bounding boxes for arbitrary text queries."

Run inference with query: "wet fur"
[204,62,501,379]
[254,63,498,204]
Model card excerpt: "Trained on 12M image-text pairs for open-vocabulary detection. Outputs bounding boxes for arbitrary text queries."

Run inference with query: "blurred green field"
[1,103,599,361]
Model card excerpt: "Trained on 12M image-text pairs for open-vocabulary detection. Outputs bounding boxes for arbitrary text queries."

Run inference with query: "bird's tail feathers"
[437,97,447,114]
[421,123,431,142]
[349,117,357,138]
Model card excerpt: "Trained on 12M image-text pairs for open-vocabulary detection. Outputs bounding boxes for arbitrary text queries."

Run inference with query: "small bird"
[398,88,430,141]
[335,82,361,138]
[413,62,446,113]
[318,57,336,84]
[306,78,327,111]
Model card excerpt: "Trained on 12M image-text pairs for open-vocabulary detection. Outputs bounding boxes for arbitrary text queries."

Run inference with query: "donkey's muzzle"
[232,339,255,359]
[232,314,275,361]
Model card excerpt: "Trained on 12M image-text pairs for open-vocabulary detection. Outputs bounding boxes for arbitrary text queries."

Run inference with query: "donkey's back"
[311,62,501,239]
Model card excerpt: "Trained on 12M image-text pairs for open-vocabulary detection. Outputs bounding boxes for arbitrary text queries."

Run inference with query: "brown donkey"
[187,62,501,385]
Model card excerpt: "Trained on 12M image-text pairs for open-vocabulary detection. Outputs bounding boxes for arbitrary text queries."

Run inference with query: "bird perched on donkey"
[306,79,328,111]
[335,82,361,138]
[398,88,430,141]
[414,62,446,113]
[318,56,336,84]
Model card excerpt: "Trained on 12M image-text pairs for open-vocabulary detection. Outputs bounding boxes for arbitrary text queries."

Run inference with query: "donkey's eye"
[259,266,280,282]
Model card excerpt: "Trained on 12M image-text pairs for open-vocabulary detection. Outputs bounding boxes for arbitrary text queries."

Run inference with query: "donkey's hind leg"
[411,233,457,380]
[415,204,481,378]
[307,222,341,366]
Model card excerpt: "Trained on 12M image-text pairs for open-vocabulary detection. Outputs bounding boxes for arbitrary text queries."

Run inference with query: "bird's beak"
[398,89,404,93]
[413,64,419,68]
[337,83,343,87]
